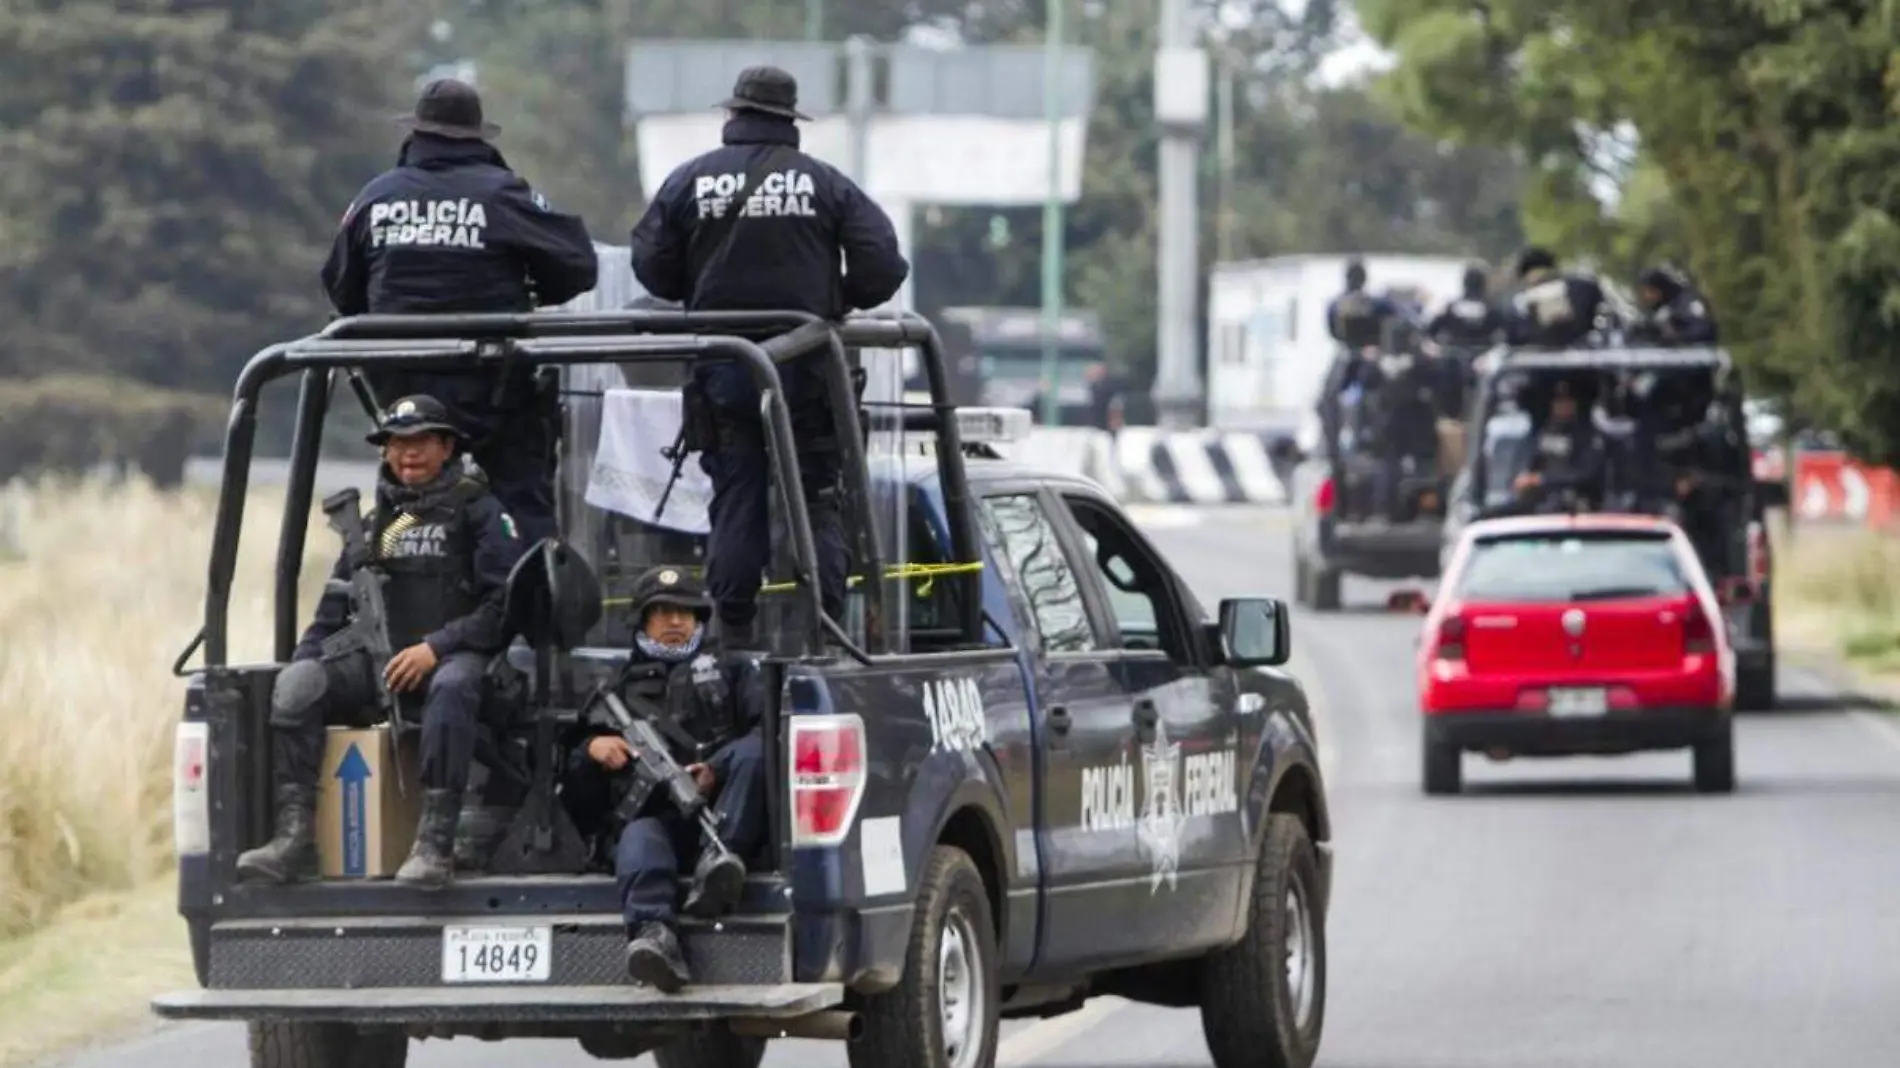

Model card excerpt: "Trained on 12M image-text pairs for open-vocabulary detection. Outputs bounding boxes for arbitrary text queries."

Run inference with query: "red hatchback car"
[1412,513,1736,795]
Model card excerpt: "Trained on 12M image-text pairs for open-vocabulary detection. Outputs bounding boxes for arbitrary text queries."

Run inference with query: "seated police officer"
[630,65,909,645]
[1630,266,1718,345]
[321,78,600,548]
[1505,247,1610,350]
[236,396,527,888]
[1512,379,1608,512]
[562,566,768,993]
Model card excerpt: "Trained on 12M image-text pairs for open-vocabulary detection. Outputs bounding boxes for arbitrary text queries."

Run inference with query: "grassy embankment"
[1770,516,1900,681]
[0,476,327,1067]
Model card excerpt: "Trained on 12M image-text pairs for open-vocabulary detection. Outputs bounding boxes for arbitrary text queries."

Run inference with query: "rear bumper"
[149,983,842,1024]
[1317,518,1443,578]
[1425,706,1728,756]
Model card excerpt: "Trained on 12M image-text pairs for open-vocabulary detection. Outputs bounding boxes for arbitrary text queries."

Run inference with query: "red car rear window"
[1455,531,1691,603]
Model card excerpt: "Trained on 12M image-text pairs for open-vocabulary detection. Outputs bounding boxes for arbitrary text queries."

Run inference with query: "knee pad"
[269,661,328,727]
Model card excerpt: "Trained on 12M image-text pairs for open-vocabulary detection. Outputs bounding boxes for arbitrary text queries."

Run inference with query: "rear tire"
[1422,727,1461,795]
[1199,814,1328,1068]
[850,846,999,1068]
[653,1028,767,1068]
[1693,722,1736,794]
[248,1022,407,1068]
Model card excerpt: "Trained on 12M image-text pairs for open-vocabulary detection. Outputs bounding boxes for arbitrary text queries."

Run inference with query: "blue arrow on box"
[335,743,372,877]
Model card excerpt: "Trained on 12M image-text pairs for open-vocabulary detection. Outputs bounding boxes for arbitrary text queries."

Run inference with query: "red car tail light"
[1315,477,1336,516]
[1683,601,1717,655]
[1432,615,1467,661]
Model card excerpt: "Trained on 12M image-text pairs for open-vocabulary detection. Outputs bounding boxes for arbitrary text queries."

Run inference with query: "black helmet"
[1345,257,1367,289]
[627,565,712,621]
[1462,264,1488,296]
[366,394,461,445]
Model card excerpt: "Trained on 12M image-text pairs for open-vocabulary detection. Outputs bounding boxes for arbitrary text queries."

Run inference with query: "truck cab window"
[977,494,1099,653]
[1061,496,1189,660]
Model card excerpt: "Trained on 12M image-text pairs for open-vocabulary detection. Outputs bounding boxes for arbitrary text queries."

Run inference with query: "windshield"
[1455,531,1690,603]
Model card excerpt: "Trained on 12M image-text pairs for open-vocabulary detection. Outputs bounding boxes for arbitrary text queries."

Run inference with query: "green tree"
[0,0,424,392]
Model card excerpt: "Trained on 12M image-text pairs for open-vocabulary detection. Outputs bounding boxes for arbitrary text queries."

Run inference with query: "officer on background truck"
[1428,264,1507,350]
[1630,265,1719,345]
[321,77,600,548]
[1505,246,1610,350]
[1326,258,1401,353]
[630,65,909,646]
[236,396,528,888]
[562,567,768,993]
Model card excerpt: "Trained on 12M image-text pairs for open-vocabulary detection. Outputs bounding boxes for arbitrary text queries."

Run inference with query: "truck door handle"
[1046,706,1072,735]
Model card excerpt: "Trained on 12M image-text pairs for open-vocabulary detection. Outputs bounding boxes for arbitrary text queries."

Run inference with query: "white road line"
[993,995,1124,1067]
[1848,709,1900,757]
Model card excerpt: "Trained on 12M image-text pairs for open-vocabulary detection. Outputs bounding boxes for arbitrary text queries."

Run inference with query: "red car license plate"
[1547,687,1608,718]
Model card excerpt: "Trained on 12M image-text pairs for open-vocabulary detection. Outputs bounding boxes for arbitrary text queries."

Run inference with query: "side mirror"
[1267,435,1302,464]
[1717,575,1756,605]
[1218,597,1292,668]
[1387,589,1431,614]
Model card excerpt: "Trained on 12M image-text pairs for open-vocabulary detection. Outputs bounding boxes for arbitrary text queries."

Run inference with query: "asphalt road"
[54,505,1900,1068]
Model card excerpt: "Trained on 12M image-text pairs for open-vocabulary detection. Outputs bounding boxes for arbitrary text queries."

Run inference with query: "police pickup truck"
[157,311,1334,1068]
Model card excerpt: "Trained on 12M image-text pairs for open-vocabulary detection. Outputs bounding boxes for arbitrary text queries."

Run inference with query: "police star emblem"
[395,399,417,417]
[1137,718,1187,894]
[659,569,680,585]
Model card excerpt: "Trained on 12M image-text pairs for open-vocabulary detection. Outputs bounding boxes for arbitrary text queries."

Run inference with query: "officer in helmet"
[1630,265,1718,345]
[1326,258,1402,353]
[562,566,769,992]
[237,395,528,888]
[1504,246,1609,350]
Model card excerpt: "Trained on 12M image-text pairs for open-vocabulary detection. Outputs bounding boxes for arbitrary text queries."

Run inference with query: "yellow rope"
[600,560,983,608]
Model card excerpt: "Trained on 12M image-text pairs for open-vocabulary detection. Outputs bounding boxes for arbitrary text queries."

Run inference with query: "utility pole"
[1152,0,1209,428]
[805,0,823,40]
[1038,0,1067,428]
[1215,55,1235,263]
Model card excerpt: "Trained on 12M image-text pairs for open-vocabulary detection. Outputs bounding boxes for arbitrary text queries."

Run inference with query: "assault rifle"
[317,488,399,724]
[581,667,735,866]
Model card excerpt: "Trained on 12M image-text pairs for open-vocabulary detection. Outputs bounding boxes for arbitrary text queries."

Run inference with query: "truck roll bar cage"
[187,310,981,674]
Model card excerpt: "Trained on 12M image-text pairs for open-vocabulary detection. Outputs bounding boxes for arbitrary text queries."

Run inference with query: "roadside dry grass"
[1771,517,1900,677]
[0,475,333,1067]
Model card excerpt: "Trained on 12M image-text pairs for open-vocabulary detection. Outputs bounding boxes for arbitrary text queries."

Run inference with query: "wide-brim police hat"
[717,65,813,122]
[366,395,463,445]
[394,77,501,141]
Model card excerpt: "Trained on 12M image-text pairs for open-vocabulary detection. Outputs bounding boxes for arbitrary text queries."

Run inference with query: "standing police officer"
[1428,264,1507,350]
[562,567,769,992]
[321,78,600,548]
[629,65,909,645]
[1327,259,1401,352]
[1631,266,1719,345]
[236,396,528,888]
[1505,247,1610,350]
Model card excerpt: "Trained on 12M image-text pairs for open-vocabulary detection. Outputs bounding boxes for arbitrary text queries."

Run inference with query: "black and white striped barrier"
[1112,428,1289,505]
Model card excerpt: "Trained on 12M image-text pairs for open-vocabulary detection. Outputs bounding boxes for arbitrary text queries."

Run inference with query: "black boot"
[452,803,519,873]
[236,784,319,884]
[396,788,462,888]
[681,847,746,919]
[625,922,691,993]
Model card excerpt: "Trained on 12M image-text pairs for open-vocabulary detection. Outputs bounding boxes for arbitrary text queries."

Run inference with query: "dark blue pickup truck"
[155,311,1333,1068]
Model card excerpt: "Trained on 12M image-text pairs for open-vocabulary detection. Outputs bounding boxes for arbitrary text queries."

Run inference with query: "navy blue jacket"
[629,112,908,317]
[292,470,527,663]
[321,134,598,316]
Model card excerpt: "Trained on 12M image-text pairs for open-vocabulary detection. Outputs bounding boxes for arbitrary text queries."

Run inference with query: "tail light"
[173,722,211,857]
[1683,601,1717,655]
[1432,615,1467,661]
[1315,477,1336,516]
[1746,521,1768,589]
[790,714,867,848]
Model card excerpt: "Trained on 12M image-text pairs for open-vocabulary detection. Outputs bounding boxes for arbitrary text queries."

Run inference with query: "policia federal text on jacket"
[630,65,909,643]
[235,396,529,889]
[320,78,600,550]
